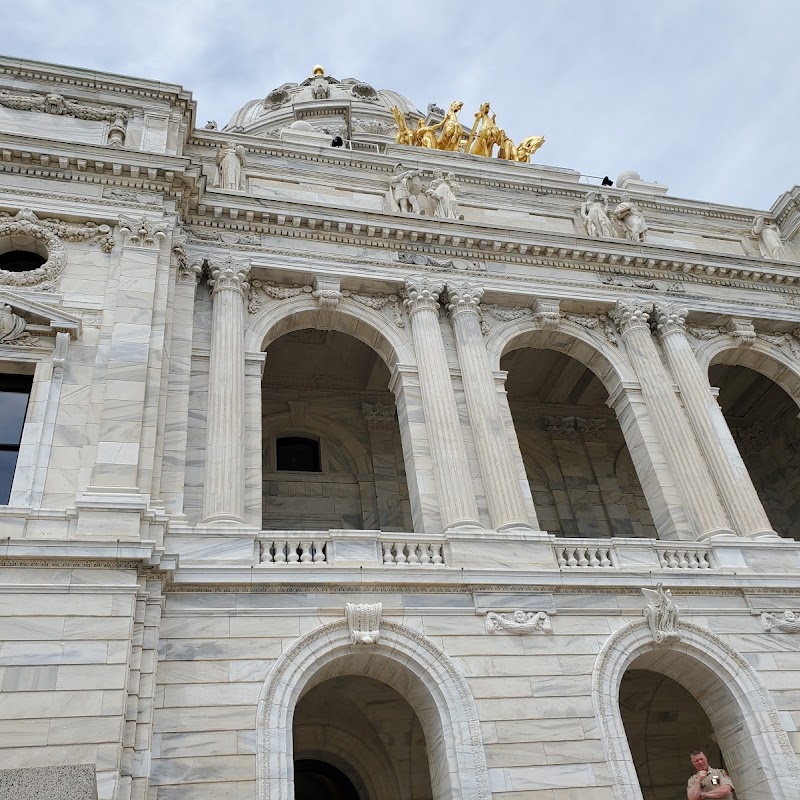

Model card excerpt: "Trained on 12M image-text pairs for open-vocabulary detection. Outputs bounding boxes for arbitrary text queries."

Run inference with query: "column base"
[697,527,738,542]
[200,512,246,526]
[496,520,537,532]
[743,529,783,540]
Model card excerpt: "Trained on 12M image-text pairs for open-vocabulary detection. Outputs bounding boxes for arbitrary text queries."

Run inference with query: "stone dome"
[224,66,426,144]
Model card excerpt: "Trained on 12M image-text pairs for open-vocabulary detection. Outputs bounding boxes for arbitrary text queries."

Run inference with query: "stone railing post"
[404,277,481,530]
[202,256,250,524]
[446,280,534,530]
[653,303,776,538]
[609,299,734,539]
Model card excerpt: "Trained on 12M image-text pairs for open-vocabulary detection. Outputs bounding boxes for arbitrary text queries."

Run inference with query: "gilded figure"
[413,119,440,149]
[435,100,465,151]
[391,107,414,146]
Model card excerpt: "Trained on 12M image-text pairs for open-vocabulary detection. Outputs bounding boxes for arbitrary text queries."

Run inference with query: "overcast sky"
[2,0,798,210]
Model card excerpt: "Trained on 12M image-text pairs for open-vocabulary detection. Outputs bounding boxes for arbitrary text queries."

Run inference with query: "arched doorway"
[294,759,361,800]
[257,618,490,800]
[500,346,655,538]
[620,669,724,800]
[710,362,800,539]
[293,675,433,800]
[261,329,412,532]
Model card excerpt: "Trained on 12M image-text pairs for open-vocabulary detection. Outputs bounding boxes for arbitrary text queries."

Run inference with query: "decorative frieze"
[485,610,553,635]
[642,583,680,644]
[345,602,382,645]
[761,610,800,633]
[599,273,686,293]
[561,312,618,346]
[543,416,607,441]
[396,252,485,272]
[348,291,405,327]
[248,280,313,313]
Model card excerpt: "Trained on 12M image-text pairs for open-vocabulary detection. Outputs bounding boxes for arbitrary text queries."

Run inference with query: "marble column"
[202,256,250,524]
[610,299,734,539]
[446,280,534,530]
[653,302,776,538]
[404,277,481,530]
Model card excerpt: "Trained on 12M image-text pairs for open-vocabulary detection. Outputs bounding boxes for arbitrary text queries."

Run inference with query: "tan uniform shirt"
[688,767,735,796]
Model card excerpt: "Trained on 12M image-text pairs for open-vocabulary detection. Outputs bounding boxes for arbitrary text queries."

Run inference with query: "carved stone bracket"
[313,276,343,330]
[642,583,680,644]
[0,209,114,290]
[345,602,382,645]
[119,215,172,248]
[532,298,560,330]
[761,610,800,633]
[485,610,552,635]
[725,317,756,346]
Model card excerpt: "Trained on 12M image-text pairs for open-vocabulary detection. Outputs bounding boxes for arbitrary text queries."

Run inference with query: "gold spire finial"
[312,65,325,77]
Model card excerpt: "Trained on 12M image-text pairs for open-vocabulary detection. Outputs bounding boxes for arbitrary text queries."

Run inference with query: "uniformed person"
[687,749,735,800]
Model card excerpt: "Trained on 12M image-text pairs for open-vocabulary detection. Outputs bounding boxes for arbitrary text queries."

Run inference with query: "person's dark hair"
[689,749,705,756]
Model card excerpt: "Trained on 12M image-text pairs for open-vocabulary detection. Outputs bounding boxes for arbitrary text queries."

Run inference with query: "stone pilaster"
[653,302,776,538]
[446,280,534,530]
[610,299,734,539]
[202,256,250,524]
[404,277,481,530]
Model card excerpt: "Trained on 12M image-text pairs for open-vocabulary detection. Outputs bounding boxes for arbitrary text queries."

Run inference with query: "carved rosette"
[119,215,172,248]
[208,256,251,298]
[361,402,395,431]
[485,610,552,635]
[609,299,653,337]
[403,277,444,317]
[445,281,484,317]
[345,602,382,645]
[652,302,689,340]
[0,209,114,290]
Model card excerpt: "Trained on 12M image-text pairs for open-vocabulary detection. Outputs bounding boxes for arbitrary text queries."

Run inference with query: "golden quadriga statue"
[391,102,544,163]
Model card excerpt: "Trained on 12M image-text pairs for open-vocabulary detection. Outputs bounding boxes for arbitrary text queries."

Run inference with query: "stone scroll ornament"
[485,610,552,635]
[641,583,680,644]
[761,610,800,633]
[345,602,382,645]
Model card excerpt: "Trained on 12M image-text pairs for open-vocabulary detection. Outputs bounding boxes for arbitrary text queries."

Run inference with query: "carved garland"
[0,209,114,289]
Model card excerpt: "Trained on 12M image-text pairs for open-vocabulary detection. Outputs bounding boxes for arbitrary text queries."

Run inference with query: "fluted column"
[609,299,734,539]
[446,280,534,530]
[404,277,481,530]
[653,303,776,537]
[202,256,250,524]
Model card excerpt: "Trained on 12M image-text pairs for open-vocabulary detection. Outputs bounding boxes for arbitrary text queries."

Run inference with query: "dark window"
[0,251,46,272]
[0,373,33,504]
[276,436,321,472]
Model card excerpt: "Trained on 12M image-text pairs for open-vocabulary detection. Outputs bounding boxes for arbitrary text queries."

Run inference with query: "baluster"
[666,550,679,569]
[419,544,432,565]
[577,547,589,567]
[287,542,300,563]
[697,550,710,570]
[678,549,689,569]
[313,541,326,563]
[600,547,611,568]
[566,547,578,567]
[299,541,312,563]
[589,548,600,568]
[394,542,407,564]
[657,550,668,568]
[556,547,567,567]
[687,549,699,569]
[273,541,287,564]
[406,543,420,565]
[431,544,444,565]
[383,542,394,564]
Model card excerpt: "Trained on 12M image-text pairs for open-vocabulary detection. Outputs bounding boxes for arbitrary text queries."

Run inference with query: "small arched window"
[276,436,321,472]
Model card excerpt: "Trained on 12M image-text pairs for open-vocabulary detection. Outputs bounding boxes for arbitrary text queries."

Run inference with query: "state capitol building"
[0,57,798,800]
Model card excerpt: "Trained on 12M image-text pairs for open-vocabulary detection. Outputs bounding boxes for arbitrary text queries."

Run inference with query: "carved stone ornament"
[725,317,756,347]
[0,209,114,290]
[561,312,618,347]
[345,602,382,645]
[172,245,203,285]
[119,215,172,248]
[641,583,680,644]
[599,274,686,294]
[396,252,485,272]
[207,256,251,297]
[761,610,800,633]
[0,303,38,346]
[312,277,343,310]
[485,610,552,635]
[346,291,405,328]
[532,298,560,330]
[362,402,395,431]
[652,302,688,339]
[445,281,484,316]
[609,299,652,336]
[403,276,444,316]
[247,280,313,314]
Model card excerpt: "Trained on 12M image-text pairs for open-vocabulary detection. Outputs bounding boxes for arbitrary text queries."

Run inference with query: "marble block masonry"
[0,58,799,800]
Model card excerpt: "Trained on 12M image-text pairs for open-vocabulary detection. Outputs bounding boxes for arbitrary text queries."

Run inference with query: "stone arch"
[245,293,415,369]
[485,318,636,395]
[592,619,800,800]
[256,618,491,800]
[696,337,800,411]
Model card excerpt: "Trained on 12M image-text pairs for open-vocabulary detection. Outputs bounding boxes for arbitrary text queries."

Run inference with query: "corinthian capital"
[208,256,251,297]
[403,276,444,316]
[445,280,484,316]
[609,299,653,336]
[652,302,689,339]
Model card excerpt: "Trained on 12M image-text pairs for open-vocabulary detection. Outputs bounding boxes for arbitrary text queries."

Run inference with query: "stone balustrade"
[382,539,445,566]
[260,538,328,564]
[554,540,616,568]
[656,546,713,570]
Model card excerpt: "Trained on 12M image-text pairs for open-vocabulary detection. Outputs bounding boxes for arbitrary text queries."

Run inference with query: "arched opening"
[501,346,655,537]
[262,329,412,531]
[621,669,724,800]
[294,759,361,800]
[710,362,800,539]
[0,249,46,272]
[293,675,433,800]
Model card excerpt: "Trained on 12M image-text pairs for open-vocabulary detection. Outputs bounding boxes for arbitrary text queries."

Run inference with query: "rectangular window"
[0,373,33,505]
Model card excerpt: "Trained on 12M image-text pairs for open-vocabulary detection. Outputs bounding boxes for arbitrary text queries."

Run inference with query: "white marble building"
[0,57,799,800]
